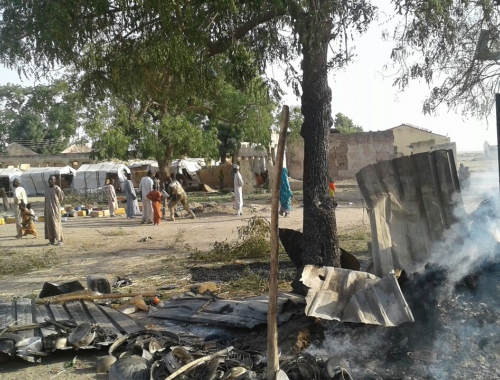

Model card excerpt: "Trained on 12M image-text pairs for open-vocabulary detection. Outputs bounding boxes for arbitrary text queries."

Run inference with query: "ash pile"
[297,150,500,380]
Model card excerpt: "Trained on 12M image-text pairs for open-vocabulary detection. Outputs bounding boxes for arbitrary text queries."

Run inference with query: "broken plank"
[0,300,14,329]
[15,299,35,339]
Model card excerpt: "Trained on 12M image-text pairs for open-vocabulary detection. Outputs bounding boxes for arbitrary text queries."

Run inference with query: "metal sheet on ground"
[0,299,143,345]
[149,293,304,329]
[301,265,414,326]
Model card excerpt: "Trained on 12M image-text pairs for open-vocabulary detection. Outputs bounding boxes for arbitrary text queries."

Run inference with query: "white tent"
[0,168,22,194]
[128,159,205,173]
[171,158,205,174]
[21,166,76,196]
[74,162,130,191]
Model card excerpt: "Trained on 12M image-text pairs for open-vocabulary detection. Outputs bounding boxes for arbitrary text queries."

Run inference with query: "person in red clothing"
[329,179,336,199]
[146,184,163,225]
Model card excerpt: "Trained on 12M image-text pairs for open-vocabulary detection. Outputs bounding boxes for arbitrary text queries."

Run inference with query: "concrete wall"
[287,130,394,180]
[410,139,436,154]
[432,142,457,162]
[392,125,450,156]
[484,141,498,159]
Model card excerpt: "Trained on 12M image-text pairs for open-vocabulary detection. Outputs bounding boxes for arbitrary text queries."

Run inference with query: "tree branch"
[207,8,285,56]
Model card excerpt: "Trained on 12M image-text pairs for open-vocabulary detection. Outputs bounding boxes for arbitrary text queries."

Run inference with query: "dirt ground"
[0,182,368,379]
[0,152,497,379]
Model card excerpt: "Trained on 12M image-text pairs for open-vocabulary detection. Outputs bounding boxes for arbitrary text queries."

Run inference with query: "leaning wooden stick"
[165,346,234,380]
[35,292,157,305]
[267,105,289,380]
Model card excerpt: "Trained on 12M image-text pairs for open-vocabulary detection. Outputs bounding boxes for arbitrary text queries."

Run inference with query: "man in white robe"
[233,164,244,216]
[139,170,154,224]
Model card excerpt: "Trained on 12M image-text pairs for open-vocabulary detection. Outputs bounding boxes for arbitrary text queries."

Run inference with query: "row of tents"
[0,159,205,196]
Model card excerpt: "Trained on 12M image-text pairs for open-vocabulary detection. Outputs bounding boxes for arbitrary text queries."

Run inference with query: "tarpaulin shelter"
[21,166,76,196]
[128,159,206,187]
[171,158,205,186]
[0,168,22,195]
[74,163,130,192]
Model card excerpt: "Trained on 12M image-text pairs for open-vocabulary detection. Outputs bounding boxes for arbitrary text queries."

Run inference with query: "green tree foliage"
[333,113,363,133]
[83,97,220,166]
[390,0,500,118]
[287,106,303,141]
[0,81,80,153]
[0,0,375,268]
[205,78,276,163]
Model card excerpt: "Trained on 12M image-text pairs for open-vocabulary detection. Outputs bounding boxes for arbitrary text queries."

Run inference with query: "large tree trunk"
[300,22,340,267]
[157,146,173,184]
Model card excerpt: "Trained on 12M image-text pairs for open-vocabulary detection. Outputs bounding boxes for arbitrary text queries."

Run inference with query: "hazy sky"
[0,2,497,152]
[272,3,499,152]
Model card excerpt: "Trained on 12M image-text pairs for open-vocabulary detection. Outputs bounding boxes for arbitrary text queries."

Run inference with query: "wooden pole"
[267,105,289,380]
[35,292,157,305]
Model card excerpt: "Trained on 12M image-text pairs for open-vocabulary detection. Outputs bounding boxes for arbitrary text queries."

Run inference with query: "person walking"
[13,178,27,239]
[279,167,293,217]
[105,178,118,217]
[233,164,244,216]
[166,178,196,221]
[45,175,64,246]
[146,184,162,225]
[139,170,154,224]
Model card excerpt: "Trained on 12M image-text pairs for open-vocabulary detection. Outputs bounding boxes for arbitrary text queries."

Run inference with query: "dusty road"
[0,188,368,379]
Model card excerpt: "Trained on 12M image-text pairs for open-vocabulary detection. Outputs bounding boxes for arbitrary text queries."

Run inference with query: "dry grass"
[96,228,136,237]
[0,248,60,276]
[339,226,371,253]
[220,268,292,298]
[190,216,285,262]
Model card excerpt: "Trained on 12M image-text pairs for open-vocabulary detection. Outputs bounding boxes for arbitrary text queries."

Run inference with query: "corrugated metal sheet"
[301,265,414,326]
[0,298,143,343]
[356,149,465,277]
[149,292,305,329]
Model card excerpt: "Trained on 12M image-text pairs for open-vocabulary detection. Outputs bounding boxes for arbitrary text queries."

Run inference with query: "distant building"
[286,123,457,181]
[0,143,96,169]
[391,123,456,160]
[287,130,395,180]
[484,141,498,159]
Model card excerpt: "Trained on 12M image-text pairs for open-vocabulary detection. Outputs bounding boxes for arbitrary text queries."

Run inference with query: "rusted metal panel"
[149,293,305,329]
[301,265,414,326]
[356,149,465,277]
[0,299,143,343]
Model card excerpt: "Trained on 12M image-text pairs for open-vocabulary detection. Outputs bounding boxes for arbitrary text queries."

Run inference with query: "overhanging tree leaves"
[390,0,500,119]
[0,0,375,266]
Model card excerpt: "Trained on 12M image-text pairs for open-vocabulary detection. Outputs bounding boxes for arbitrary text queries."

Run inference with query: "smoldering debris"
[301,266,414,327]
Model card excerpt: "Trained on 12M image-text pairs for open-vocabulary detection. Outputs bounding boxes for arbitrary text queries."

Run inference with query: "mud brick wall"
[197,163,234,189]
[287,130,394,180]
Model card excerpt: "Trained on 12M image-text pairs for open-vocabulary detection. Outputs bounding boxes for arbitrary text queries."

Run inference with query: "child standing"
[146,185,162,225]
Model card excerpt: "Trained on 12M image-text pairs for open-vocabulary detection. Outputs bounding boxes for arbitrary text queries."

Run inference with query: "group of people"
[12,176,64,246]
[121,170,196,225]
[8,163,295,245]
